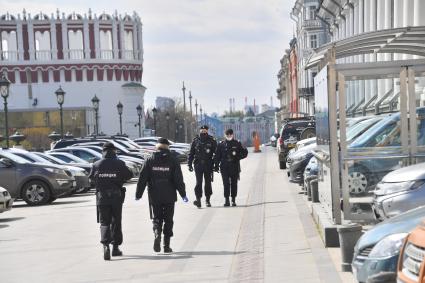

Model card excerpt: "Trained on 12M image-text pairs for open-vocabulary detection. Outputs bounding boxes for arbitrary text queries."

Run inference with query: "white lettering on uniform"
[152,166,170,172]
[98,173,117,178]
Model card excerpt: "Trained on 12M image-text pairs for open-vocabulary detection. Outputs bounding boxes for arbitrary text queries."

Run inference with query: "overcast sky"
[2,0,294,115]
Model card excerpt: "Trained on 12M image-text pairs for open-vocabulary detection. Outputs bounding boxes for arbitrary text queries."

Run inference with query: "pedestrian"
[214,129,248,207]
[89,142,133,260]
[188,125,217,208]
[136,138,188,253]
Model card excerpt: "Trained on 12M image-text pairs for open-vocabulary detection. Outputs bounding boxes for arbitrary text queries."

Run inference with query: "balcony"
[122,50,134,60]
[301,19,322,29]
[100,49,113,60]
[1,51,18,61]
[69,49,84,60]
[35,50,51,61]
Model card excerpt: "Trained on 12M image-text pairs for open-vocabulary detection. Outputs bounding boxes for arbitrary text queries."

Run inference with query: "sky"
[1,0,294,115]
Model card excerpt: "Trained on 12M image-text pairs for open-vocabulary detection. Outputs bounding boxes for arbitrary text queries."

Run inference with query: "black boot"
[231,197,237,207]
[112,245,123,256]
[224,197,230,207]
[206,196,211,207]
[103,244,111,260]
[193,198,202,208]
[153,232,161,252]
[164,237,173,253]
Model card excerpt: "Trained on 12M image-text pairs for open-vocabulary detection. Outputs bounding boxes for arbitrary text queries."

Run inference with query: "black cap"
[200,125,209,130]
[103,142,116,151]
[225,129,234,135]
[157,137,170,145]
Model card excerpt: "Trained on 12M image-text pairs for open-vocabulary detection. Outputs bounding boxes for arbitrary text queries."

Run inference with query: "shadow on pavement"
[113,250,245,261]
[212,200,288,208]
[174,250,246,256]
[0,217,25,223]
[0,224,9,229]
[12,200,91,208]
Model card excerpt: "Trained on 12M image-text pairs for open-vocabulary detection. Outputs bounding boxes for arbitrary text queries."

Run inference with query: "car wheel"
[348,171,369,195]
[300,128,316,140]
[21,180,51,206]
[47,196,57,204]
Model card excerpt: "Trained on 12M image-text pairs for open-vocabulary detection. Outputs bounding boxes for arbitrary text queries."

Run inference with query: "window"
[309,6,316,20]
[310,34,317,49]
[72,150,96,161]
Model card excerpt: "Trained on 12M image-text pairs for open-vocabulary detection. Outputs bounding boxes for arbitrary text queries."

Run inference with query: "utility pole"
[182,81,187,143]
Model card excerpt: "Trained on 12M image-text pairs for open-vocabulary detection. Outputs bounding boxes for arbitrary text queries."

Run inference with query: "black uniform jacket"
[215,139,247,176]
[188,134,217,167]
[89,151,133,205]
[136,149,187,204]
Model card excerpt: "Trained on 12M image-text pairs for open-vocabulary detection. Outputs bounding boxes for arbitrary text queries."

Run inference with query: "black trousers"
[152,203,175,238]
[98,203,123,245]
[221,171,238,198]
[194,163,212,199]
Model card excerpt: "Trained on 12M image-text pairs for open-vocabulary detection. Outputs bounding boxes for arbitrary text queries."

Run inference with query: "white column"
[377,0,385,99]
[27,19,35,61]
[138,22,143,61]
[94,19,100,59]
[132,22,138,60]
[61,20,68,59]
[50,20,57,60]
[112,19,119,59]
[393,0,403,96]
[119,21,125,58]
[83,19,90,59]
[384,0,392,93]
[369,0,377,100]
[16,20,24,61]
[414,0,425,25]
[403,0,414,60]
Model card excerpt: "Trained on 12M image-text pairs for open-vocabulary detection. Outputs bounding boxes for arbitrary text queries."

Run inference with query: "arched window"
[1,31,17,61]
[68,30,84,59]
[35,31,51,61]
[124,30,133,59]
[99,30,113,59]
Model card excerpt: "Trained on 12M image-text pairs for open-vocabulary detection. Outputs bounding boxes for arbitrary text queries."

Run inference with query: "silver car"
[373,162,425,221]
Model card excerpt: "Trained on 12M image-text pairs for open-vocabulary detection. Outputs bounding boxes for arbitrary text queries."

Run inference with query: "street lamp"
[189,91,193,137]
[91,95,100,135]
[195,99,198,130]
[166,112,170,138]
[117,101,123,135]
[182,81,187,143]
[152,107,157,135]
[0,74,11,148]
[175,118,179,141]
[55,86,65,139]
[200,105,203,125]
[136,104,142,138]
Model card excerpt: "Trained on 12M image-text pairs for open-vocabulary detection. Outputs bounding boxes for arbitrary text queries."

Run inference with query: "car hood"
[381,162,425,182]
[356,206,425,250]
[291,143,317,159]
[31,162,67,170]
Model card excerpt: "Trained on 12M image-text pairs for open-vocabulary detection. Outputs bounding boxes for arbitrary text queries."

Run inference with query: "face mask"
[226,135,233,141]
[200,133,208,138]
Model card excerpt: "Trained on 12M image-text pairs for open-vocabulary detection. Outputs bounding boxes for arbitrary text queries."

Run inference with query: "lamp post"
[117,101,123,135]
[0,74,11,148]
[189,91,193,137]
[182,82,187,143]
[152,107,157,135]
[55,86,65,139]
[200,105,203,125]
[195,99,198,130]
[166,112,170,138]
[136,104,142,138]
[91,95,100,135]
[175,118,179,141]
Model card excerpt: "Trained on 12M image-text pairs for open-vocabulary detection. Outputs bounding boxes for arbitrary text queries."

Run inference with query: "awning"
[305,26,425,70]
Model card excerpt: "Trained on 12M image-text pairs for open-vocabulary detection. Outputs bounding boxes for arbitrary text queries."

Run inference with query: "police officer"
[89,142,133,260]
[136,138,188,253]
[188,125,217,208]
[214,129,248,207]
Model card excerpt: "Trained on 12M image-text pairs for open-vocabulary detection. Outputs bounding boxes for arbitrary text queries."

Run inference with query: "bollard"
[307,180,312,200]
[337,224,363,272]
[311,179,319,203]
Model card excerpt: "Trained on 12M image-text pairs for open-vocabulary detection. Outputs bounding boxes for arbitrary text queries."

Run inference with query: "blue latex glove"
[182,196,189,203]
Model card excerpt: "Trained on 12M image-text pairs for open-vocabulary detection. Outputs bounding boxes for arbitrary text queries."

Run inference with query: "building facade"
[0,10,145,138]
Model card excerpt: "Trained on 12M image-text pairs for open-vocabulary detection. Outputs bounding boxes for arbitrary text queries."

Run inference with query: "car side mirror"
[88,157,96,163]
[0,158,13,168]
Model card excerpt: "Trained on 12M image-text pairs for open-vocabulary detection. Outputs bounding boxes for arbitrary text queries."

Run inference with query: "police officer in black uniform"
[136,138,188,253]
[214,129,248,207]
[188,125,217,208]
[89,142,133,260]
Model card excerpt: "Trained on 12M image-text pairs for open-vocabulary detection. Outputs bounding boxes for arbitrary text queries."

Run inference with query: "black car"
[277,117,316,169]
[287,143,316,184]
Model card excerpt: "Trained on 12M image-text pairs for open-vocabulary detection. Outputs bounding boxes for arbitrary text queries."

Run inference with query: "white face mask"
[226,135,233,141]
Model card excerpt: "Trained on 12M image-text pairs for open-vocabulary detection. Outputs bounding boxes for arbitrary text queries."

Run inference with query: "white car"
[0,186,13,213]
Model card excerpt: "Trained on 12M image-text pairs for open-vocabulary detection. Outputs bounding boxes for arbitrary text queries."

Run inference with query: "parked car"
[0,151,75,205]
[7,148,90,194]
[303,157,318,191]
[277,118,316,169]
[287,143,316,184]
[0,186,13,213]
[352,206,425,283]
[397,221,425,283]
[348,107,425,195]
[346,116,384,144]
[372,162,425,221]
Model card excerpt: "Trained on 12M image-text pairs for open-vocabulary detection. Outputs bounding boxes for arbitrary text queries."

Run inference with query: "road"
[0,147,353,283]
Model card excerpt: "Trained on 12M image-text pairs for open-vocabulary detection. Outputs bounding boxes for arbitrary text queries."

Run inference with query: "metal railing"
[35,50,51,61]
[122,50,134,60]
[68,49,84,60]
[1,51,18,61]
[100,49,113,59]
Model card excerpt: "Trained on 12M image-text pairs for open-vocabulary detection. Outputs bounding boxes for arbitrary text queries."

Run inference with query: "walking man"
[89,142,133,260]
[188,125,217,208]
[214,129,248,206]
[136,138,188,253]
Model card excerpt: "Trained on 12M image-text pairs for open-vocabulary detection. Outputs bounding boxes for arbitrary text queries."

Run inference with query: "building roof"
[121,82,147,88]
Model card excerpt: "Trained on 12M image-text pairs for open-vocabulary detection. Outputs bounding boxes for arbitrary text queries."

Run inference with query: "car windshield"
[11,151,52,164]
[346,117,382,143]
[350,115,400,148]
[50,153,88,164]
[0,151,30,164]
[34,153,63,164]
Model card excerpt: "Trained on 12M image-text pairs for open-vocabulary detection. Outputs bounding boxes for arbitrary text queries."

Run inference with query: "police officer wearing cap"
[89,142,133,260]
[136,138,188,253]
[214,129,248,207]
[188,125,217,208]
